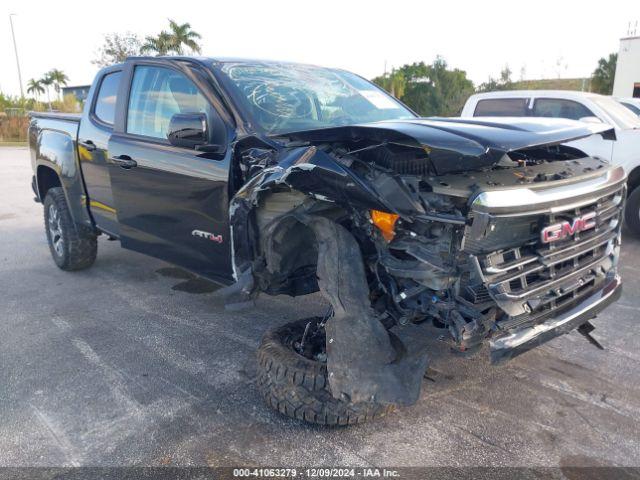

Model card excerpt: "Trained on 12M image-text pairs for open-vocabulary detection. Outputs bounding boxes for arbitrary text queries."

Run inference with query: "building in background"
[61,85,91,103]
[613,36,640,98]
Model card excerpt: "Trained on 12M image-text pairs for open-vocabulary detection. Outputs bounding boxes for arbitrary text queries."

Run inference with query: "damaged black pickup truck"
[29,57,624,425]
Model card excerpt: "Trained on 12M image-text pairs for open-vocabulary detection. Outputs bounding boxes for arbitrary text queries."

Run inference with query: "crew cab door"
[77,67,125,236]
[107,61,235,283]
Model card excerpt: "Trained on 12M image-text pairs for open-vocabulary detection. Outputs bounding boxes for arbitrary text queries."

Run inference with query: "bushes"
[52,94,82,114]
[0,93,81,143]
[0,115,29,142]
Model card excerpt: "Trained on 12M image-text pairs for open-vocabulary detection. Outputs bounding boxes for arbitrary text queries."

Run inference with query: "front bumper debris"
[489,275,622,363]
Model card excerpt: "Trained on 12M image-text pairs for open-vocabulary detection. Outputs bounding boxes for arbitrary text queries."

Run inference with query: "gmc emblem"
[541,212,596,243]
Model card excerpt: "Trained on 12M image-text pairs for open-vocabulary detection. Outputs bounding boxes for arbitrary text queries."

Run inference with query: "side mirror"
[578,116,603,124]
[167,113,207,149]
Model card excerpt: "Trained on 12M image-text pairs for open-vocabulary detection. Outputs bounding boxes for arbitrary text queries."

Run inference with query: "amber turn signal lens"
[370,210,399,241]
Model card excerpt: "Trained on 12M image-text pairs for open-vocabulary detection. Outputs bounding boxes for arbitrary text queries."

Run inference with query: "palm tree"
[141,31,175,56]
[378,69,406,99]
[48,69,69,100]
[388,70,406,99]
[26,79,45,102]
[140,20,202,56]
[40,73,54,111]
[167,19,201,54]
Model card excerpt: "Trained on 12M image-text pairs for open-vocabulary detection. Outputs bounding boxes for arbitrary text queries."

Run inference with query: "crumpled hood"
[283,117,616,175]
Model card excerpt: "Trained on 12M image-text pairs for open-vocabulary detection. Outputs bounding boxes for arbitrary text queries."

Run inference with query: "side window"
[126,66,212,139]
[474,98,528,116]
[94,71,122,125]
[532,98,594,121]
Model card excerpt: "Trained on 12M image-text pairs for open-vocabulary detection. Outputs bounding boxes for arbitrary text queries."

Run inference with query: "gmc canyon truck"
[29,57,624,426]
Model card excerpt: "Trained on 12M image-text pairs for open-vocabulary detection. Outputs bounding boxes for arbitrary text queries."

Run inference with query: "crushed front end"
[356,154,625,362]
[230,118,625,406]
[390,159,626,361]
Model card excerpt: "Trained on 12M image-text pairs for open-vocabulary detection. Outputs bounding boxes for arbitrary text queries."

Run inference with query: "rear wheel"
[43,187,97,271]
[256,317,394,426]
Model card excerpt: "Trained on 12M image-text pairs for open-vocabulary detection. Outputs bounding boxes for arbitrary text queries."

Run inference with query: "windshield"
[620,101,640,116]
[219,62,415,135]
[591,96,640,130]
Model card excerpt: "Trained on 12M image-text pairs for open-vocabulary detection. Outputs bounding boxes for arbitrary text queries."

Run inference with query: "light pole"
[9,14,25,99]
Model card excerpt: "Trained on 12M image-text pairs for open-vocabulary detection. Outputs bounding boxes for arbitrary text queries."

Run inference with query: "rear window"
[532,98,593,121]
[474,98,528,117]
[94,71,122,125]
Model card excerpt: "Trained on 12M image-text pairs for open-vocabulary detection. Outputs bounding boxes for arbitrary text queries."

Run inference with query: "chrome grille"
[474,184,624,327]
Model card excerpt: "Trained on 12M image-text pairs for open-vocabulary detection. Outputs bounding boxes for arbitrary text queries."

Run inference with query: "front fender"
[229,146,391,279]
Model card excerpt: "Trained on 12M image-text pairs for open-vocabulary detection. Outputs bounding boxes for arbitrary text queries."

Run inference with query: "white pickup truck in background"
[618,97,640,117]
[461,91,640,235]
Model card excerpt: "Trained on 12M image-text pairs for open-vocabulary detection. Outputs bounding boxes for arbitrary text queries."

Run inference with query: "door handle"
[110,155,138,169]
[79,140,96,152]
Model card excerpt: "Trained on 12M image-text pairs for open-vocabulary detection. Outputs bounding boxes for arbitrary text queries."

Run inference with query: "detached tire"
[256,318,394,426]
[625,186,640,237]
[43,187,97,271]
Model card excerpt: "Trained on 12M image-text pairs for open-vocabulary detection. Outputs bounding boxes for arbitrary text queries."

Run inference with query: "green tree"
[40,73,54,110]
[140,19,202,56]
[376,69,406,100]
[591,53,617,95]
[26,79,45,101]
[47,69,69,100]
[141,31,175,56]
[93,32,141,67]
[477,65,514,92]
[167,19,202,54]
[373,57,474,116]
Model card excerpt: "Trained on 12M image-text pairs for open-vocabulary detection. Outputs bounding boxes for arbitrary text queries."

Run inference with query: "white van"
[461,91,640,234]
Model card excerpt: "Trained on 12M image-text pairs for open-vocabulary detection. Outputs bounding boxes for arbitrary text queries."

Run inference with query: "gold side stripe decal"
[81,196,117,214]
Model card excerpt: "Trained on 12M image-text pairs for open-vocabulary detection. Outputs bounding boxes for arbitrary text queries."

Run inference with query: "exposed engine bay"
[227,118,625,406]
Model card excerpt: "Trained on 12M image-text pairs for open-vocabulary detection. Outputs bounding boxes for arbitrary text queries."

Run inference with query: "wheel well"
[253,191,347,297]
[263,215,320,296]
[37,166,61,200]
[255,192,320,297]
[627,166,640,195]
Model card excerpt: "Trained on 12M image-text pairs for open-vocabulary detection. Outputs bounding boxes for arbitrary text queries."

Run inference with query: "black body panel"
[28,115,94,228]
[281,117,615,175]
[108,134,234,282]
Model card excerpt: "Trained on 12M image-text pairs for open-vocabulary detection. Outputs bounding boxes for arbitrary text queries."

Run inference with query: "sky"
[0,0,638,97]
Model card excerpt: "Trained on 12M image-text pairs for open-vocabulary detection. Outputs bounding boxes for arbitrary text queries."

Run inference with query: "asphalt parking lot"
[1,146,640,469]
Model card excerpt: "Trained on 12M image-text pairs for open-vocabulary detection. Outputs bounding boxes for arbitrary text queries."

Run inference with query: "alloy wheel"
[48,204,64,257]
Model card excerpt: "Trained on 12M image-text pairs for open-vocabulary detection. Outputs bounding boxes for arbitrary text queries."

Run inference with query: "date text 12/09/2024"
[233,468,400,478]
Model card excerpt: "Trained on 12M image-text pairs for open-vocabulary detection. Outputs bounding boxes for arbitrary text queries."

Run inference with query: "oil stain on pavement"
[156,267,221,294]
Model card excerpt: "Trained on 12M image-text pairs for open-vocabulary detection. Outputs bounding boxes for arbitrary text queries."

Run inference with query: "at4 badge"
[192,229,223,243]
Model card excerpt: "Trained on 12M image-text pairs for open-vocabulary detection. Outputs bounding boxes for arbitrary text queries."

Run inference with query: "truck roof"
[123,56,325,69]
[468,90,606,101]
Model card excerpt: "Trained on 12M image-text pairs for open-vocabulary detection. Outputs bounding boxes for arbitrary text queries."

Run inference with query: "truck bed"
[29,111,81,123]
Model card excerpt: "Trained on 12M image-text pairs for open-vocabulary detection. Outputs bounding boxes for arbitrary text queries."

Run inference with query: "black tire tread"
[624,186,640,237]
[43,187,97,271]
[256,318,394,426]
